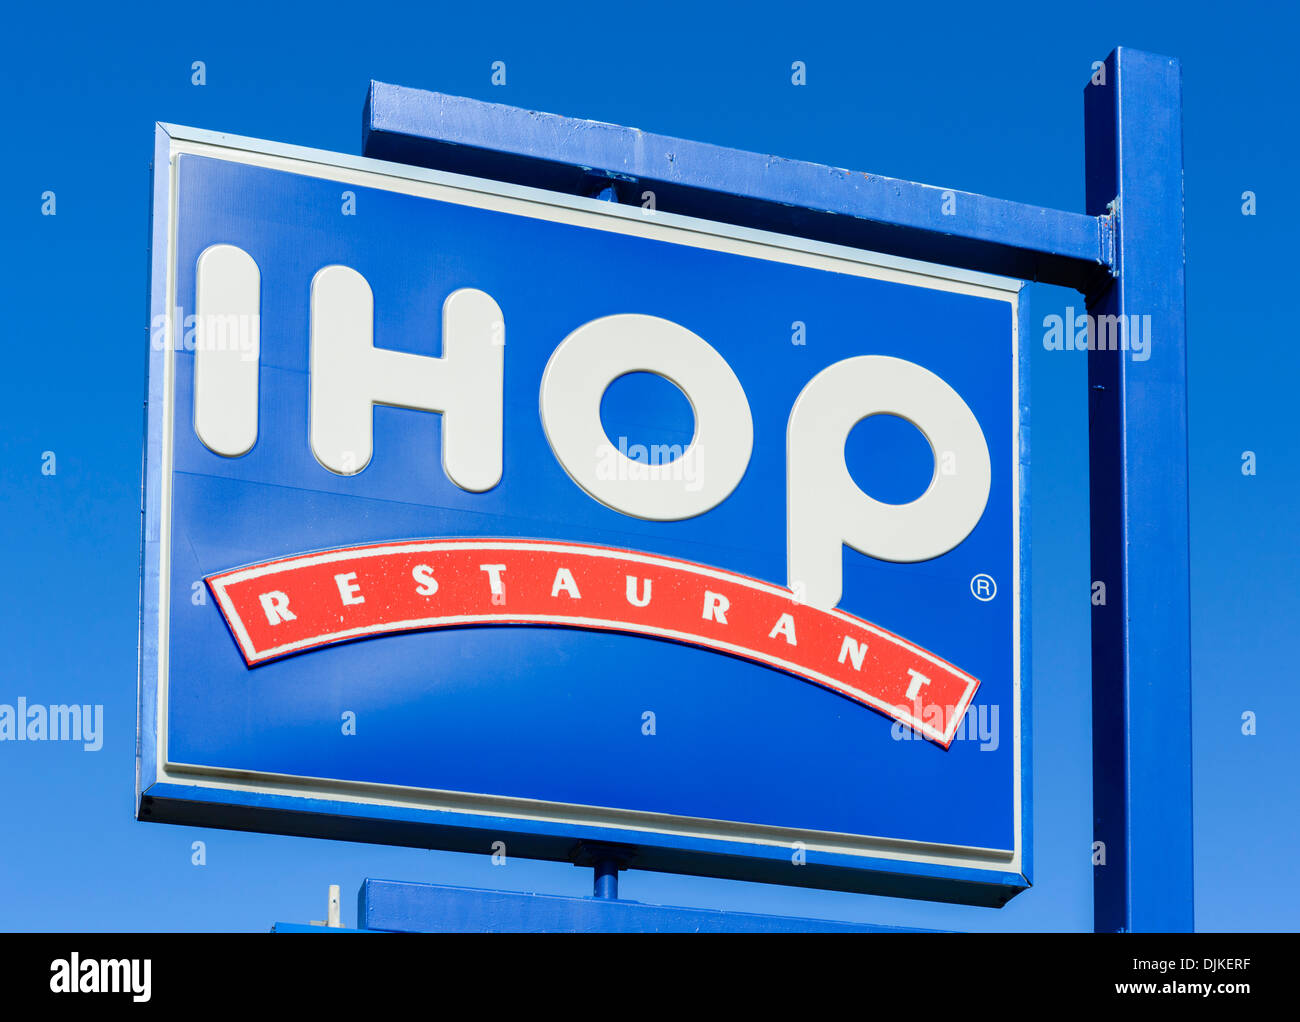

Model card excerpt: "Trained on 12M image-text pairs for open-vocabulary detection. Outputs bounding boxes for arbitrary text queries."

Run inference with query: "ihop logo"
[190,244,991,613]
[185,241,994,748]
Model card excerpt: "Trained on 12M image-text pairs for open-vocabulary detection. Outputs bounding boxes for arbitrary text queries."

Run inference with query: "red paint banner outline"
[206,538,979,747]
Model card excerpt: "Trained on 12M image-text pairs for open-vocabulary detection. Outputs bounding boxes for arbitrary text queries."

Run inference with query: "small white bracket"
[309,884,343,928]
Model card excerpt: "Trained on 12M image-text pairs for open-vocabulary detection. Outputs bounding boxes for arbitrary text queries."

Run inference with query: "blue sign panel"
[140,124,1028,905]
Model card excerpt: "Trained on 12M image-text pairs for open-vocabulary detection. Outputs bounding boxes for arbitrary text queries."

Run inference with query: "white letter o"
[540,314,753,521]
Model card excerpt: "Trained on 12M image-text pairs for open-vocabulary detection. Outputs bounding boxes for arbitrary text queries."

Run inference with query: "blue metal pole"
[580,842,630,899]
[1084,48,1194,932]
[593,858,620,900]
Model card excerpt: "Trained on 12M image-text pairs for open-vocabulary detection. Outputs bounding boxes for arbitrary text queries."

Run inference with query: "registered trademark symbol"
[970,574,997,601]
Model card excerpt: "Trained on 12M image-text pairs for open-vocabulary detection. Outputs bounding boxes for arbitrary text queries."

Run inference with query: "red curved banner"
[206,539,979,748]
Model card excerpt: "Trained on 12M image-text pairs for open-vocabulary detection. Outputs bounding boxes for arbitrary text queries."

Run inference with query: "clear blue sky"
[1,0,1294,932]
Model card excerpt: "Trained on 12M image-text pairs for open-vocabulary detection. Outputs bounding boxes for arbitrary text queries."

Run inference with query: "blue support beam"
[1084,49,1194,932]
[362,82,1113,293]
[357,879,936,933]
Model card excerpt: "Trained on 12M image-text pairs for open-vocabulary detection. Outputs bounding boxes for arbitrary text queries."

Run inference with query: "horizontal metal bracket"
[363,82,1115,293]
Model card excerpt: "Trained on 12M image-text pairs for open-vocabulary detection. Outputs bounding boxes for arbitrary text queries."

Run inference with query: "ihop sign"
[139,124,1028,904]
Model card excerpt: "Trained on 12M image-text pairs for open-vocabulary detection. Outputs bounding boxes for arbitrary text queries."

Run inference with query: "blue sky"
[1,0,1295,932]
